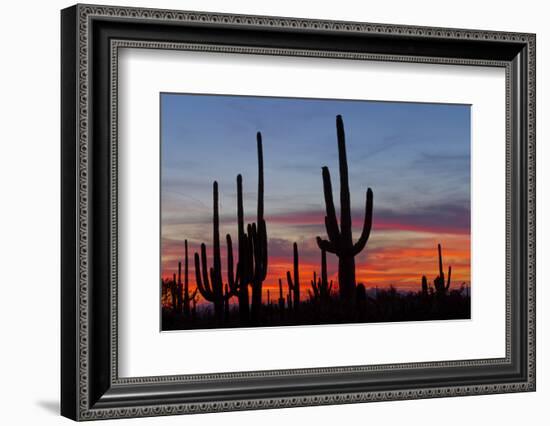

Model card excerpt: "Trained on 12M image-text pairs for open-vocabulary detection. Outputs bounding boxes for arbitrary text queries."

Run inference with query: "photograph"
[58,4,535,420]
[160,93,472,330]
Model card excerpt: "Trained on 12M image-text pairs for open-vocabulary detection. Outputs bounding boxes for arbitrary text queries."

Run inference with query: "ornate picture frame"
[61,4,535,421]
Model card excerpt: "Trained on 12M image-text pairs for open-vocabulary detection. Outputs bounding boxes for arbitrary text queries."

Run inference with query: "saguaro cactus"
[434,243,452,297]
[227,174,251,322]
[311,248,333,303]
[226,133,268,325]
[286,274,293,312]
[286,242,300,312]
[316,115,374,301]
[421,275,429,298]
[170,273,178,312]
[177,262,183,313]
[182,240,197,318]
[249,133,268,323]
[194,181,236,323]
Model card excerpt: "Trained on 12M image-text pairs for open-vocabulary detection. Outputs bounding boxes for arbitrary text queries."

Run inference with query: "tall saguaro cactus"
[434,243,452,297]
[286,242,300,312]
[194,181,235,323]
[316,115,374,301]
[176,263,183,313]
[249,133,268,323]
[227,174,251,322]
[226,132,268,325]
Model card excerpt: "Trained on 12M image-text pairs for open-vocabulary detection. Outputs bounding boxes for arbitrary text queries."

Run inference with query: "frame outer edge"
[61,4,80,422]
[67,4,536,420]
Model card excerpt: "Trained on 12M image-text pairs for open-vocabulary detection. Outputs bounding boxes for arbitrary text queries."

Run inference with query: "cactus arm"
[199,243,212,295]
[321,166,340,243]
[237,175,244,235]
[177,261,182,312]
[249,223,258,271]
[246,226,254,277]
[438,243,444,280]
[324,216,340,247]
[259,219,268,280]
[352,188,374,255]
[221,286,236,301]
[236,174,252,284]
[293,242,299,285]
[447,266,452,290]
[247,221,268,283]
[226,234,237,291]
[312,271,317,290]
[194,252,213,301]
[321,248,328,286]
[184,240,189,285]
[311,278,319,298]
[293,242,300,306]
[212,181,222,288]
[316,236,337,254]
[286,270,294,291]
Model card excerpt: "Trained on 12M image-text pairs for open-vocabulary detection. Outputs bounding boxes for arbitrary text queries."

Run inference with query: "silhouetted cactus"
[421,275,429,298]
[226,175,250,322]
[177,263,183,313]
[286,274,293,312]
[433,243,452,297]
[182,240,197,318]
[311,248,333,303]
[194,181,236,323]
[316,115,374,301]
[278,278,285,320]
[249,133,268,323]
[170,273,178,312]
[286,242,300,312]
[227,133,268,325]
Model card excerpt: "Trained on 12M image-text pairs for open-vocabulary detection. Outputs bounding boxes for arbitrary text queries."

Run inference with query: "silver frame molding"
[61,4,536,421]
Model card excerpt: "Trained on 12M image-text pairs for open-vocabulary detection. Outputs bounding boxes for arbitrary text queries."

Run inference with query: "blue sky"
[160,93,471,291]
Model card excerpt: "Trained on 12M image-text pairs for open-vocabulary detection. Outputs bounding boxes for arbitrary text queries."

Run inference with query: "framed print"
[61,4,536,421]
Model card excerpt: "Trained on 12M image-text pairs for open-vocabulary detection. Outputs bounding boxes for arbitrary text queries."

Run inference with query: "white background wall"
[0,0,546,424]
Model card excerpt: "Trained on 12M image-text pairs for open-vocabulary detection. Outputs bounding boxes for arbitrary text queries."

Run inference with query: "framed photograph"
[61,4,536,421]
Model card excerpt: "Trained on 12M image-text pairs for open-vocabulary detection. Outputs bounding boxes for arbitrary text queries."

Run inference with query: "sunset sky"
[160,93,471,302]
